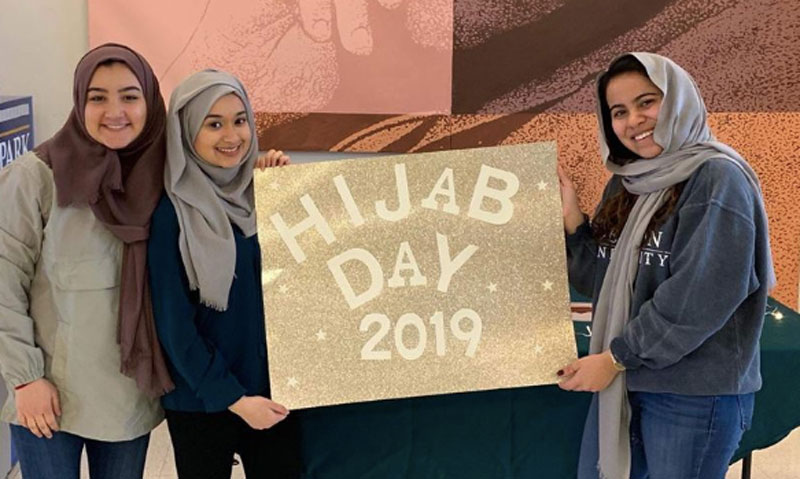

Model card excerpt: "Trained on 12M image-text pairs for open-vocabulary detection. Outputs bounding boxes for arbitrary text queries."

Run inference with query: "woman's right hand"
[557,164,586,235]
[256,149,291,170]
[228,395,289,430]
[15,378,61,439]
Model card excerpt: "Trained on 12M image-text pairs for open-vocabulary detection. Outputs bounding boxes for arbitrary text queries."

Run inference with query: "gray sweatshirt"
[566,159,770,395]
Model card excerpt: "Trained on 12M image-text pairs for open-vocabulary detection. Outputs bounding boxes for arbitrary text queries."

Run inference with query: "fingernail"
[312,20,330,39]
[350,27,373,55]
[557,370,564,376]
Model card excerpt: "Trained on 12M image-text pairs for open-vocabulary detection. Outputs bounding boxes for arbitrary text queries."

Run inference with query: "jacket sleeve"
[147,198,246,411]
[565,219,598,298]
[611,163,760,370]
[0,157,50,388]
[565,176,620,298]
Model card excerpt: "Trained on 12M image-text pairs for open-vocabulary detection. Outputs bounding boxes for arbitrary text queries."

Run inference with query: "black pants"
[165,409,301,479]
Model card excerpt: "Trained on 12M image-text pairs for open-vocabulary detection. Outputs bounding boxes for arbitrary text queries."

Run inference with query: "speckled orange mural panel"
[709,114,800,308]
[488,113,800,307]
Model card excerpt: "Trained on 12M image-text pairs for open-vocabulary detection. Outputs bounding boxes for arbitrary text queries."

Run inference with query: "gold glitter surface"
[255,142,577,409]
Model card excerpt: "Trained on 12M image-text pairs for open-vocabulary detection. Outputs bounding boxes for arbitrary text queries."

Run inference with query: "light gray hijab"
[165,69,258,311]
[583,52,775,479]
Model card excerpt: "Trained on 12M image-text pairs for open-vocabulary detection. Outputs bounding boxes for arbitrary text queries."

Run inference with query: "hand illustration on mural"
[297,0,451,54]
[158,0,451,114]
[298,0,398,55]
[158,0,336,112]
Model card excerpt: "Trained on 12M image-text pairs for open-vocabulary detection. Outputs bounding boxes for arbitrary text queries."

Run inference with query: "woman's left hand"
[557,350,620,392]
[256,149,291,170]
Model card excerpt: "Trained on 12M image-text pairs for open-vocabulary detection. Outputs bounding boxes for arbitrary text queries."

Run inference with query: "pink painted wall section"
[88,0,453,115]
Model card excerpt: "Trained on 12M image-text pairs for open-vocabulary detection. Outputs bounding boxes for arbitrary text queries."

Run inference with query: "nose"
[221,123,239,141]
[104,98,125,119]
[627,108,646,128]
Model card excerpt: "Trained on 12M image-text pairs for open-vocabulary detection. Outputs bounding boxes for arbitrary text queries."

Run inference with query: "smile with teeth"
[103,124,130,131]
[633,130,654,141]
[216,144,241,154]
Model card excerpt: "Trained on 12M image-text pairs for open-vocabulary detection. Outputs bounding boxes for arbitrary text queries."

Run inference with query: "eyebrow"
[87,86,142,93]
[204,111,247,120]
[609,91,660,111]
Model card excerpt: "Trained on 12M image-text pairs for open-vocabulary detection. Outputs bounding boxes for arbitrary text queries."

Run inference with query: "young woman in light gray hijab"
[557,53,774,479]
[147,69,299,479]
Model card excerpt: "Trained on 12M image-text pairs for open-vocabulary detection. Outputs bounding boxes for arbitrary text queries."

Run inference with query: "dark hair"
[87,60,133,90]
[95,58,130,69]
[592,54,685,243]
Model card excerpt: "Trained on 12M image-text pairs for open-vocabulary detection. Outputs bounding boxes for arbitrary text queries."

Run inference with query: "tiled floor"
[77,421,800,478]
[725,427,800,479]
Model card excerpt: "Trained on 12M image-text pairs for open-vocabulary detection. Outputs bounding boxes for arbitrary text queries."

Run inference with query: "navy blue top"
[566,159,770,395]
[148,195,270,412]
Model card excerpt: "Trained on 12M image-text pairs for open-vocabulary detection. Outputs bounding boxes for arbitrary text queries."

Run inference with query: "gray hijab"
[584,52,775,479]
[165,69,258,311]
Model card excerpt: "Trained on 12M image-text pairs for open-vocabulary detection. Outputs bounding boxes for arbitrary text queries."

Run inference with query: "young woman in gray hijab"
[556,53,774,479]
[147,69,299,478]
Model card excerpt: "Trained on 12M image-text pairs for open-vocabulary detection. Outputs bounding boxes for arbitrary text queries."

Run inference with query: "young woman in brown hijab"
[0,43,173,479]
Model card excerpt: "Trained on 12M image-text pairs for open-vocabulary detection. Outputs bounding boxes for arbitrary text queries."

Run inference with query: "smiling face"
[605,71,664,159]
[83,62,147,149]
[193,93,252,168]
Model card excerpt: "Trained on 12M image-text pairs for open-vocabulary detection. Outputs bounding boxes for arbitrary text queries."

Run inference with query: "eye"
[234,116,249,126]
[206,121,223,129]
[123,94,141,102]
[88,95,105,103]
[611,109,626,119]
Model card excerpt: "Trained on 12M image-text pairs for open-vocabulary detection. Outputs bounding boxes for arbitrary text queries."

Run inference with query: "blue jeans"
[10,425,150,479]
[629,391,753,479]
[578,391,753,479]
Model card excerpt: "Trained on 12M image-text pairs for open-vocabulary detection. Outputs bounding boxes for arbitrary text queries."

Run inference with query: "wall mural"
[90,0,800,306]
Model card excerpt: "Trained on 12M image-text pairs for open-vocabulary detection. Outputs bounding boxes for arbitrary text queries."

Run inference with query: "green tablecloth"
[733,298,800,461]
[296,297,800,478]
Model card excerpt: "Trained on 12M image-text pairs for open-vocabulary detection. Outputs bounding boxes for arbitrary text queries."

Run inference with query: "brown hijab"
[35,43,174,398]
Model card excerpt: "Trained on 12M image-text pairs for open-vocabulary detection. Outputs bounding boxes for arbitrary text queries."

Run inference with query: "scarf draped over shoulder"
[34,43,174,398]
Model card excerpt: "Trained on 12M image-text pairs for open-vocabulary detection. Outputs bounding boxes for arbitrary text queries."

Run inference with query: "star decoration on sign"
[287,377,299,388]
[534,344,544,355]
[315,329,327,341]
[542,280,553,291]
[278,284,289,294]
[537,180,548,191]
[487,282,498,293]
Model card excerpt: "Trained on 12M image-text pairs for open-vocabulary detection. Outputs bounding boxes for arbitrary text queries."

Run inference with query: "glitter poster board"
[254,143,576,409]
